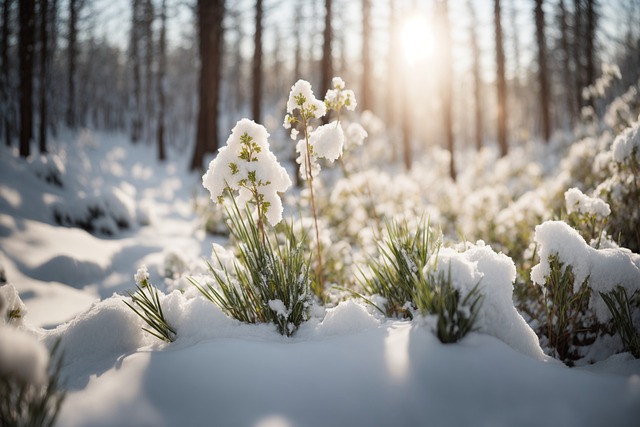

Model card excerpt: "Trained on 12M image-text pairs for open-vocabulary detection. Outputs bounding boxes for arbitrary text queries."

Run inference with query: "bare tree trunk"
[252,0,262,122]
[386,0,399,162]
[320,0,332,98]
[38,0,49,154]
[19,0,35,158]
[361,0,372,111]
[467,0,483,151]
[585,0,597,89]
[130,0,142,143]
[191,0,224,171]
[293,0,301,79]
[438,0,455,180]
[558,0,576,124]
[156,0,166,161]
[535,0,551,143]
[143,0,154,143]
[66,0,77,129]
[2,0,12,146]
[494,0,508,157]
[573,0,585,110]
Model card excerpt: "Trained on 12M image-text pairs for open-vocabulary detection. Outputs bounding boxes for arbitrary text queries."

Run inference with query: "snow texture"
[565,187,611,219]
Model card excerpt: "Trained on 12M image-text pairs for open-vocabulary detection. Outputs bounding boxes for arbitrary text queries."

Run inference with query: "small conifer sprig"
[125,266,176,343]
[190,195,312,337]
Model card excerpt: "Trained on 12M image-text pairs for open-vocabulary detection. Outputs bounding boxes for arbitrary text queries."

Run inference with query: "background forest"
[3,0,640,174]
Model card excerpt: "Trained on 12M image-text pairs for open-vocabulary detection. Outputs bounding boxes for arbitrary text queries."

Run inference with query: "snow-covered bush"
[0,290,65,427]
[531,220,640,363]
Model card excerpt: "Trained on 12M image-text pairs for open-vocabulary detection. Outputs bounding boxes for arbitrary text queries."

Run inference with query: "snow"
[286,79,327,119]
[565,187,611,219]
[1,125,639,426]
[612,119,640,163]
[309,121,344,162]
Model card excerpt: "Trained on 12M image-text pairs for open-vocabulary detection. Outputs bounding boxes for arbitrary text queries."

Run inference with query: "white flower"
[286,80,326,119]
[345,122,368,150]
[134,265,149,286]
[332,76,345,90]
[290,128,299,141]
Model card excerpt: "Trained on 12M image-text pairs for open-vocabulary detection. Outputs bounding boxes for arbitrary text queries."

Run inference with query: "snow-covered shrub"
[191,200,312,337]
[595,119,640,252]
[604,82,640,132]
[30,154,66,188]
[531,220,640,363]
[564,187,611,246]
[599,287,640,358]
[0,326,65,427]
[124,265,176,343]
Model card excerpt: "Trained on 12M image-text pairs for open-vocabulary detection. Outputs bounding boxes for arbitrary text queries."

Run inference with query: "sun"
[400,15,434,64]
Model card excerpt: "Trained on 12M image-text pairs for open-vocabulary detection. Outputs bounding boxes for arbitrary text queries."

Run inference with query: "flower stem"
[303,120,324,298]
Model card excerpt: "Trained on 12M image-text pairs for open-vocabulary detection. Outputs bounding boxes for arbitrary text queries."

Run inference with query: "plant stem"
[302,119,324,298]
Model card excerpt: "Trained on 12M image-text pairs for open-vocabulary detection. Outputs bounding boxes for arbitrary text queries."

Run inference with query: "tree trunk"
[438,0,455,180]
[494,0,508,157]
[2,0,12,146]
[386,0,399,162]
[585,0,597,90]
[66,0,77,129]
[535,0,551,143]
[467,0,483,151]
[38,0,49,154]
[19,0,35,158]
[191,0,224,171]
[293,0,301,79]
[144,0,153,142]
[558,0,576,124]
[130,0,142,143]
[361,0,372,112]
[573,0,584,110]
[320,0,332,98]
[156,0,166,161]
[252,0,262,122]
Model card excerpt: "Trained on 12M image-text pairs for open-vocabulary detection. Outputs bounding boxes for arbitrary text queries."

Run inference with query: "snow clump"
[565,187,611,220]
[612,119,640,163]
[0,326,49,388]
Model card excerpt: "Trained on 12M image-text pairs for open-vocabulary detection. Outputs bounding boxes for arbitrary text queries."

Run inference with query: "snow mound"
[315,300,380,336]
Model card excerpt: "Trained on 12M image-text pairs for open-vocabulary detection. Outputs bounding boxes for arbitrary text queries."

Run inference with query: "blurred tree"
[494,0,508,156]
[386,0,399,162]
[252,0,262,122]
[557,0,577,125]
[191,0,224,171]
[19,0,35,158]
[467,0,483,151]
[361,0,372,112]
[320,0,332,99]
[143,0,154,141]
[534,0,551,143]
[156,0,167,161]
[66,0,80,129]
[436,0,455,180]
[1,0,13,147]
[38,0,57,154]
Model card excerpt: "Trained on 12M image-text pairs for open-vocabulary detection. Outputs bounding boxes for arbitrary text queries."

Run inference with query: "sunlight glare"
[401,15,434,64]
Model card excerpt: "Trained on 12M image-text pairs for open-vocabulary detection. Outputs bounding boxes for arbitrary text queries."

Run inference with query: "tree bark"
[191,0,224,171]
[130,0,142,143]
[19,0,35,158]
[535,0,551,142]
[558,0,576,124]
[252,0,262,122]
[494,0,508,157]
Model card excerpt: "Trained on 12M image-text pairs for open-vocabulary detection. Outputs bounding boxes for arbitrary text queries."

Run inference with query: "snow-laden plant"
[203,118,292,242]
[0,327,65,427]
[415,267,483,344]
[190,196,312,337]
[361,219,439,319]
[124,266,176,343]
[531,220,640,364]
[360,219,483,343]
[564,187,610,247]
[599,286,640,358]
[284,77,357,298]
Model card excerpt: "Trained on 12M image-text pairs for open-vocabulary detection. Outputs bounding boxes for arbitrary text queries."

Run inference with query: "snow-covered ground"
[1,129,639,426]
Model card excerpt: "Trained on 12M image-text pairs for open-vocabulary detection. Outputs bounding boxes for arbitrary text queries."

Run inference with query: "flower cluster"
[324,77,357,114]
[203,119,292,226]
